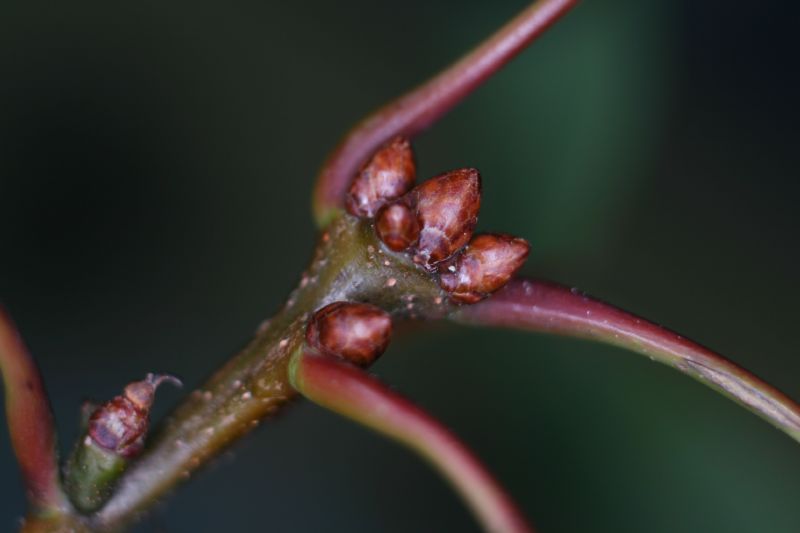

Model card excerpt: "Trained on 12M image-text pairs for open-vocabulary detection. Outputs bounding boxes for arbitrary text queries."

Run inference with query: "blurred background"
[1,0,799,531]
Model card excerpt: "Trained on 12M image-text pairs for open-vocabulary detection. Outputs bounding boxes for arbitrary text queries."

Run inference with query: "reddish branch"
[0,307,67,513]
[291,351,534,533]
[312,0,580,225]
[454,278,800,442]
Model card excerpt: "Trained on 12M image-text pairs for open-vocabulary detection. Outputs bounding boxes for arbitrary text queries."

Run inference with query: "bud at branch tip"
[345,137,416,218]
[439,233,530,303]
[411,168,481,270]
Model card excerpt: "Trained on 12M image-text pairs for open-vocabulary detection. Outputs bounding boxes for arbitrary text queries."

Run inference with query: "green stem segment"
[64,443,126,514]
[289,350,534,533]
[93,215,449,531]
[453,278,800,443]
[0,307,68,515]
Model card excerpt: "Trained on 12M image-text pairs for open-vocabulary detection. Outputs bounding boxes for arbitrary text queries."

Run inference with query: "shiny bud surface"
[375,202,420,251]
[412,168,481,270]
[439,233,530,304]
[88,373,181,457]
[345,137,416,218]
[306,302,392,366]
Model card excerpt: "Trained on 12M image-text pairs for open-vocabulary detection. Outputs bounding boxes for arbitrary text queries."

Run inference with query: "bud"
[375,202,420,252]
[88,374,181,457]
[345,137,416,218]
[439,233,530,304]
[306,302,392,366]
[67,373,180,512]
[411,168,481,270]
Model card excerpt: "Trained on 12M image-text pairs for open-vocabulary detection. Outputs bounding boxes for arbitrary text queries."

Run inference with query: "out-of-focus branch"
[290,350,534,533]
[452,278,800,443]
[312,0,580,226]
[0,307,68,514]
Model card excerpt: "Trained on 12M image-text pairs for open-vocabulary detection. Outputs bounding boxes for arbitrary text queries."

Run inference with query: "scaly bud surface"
[345,137,416,218]
[89,373,181,457]
[439,233,530,303]
[306,302,392,366]
[375,202,420,252]
[66,373,180,513]
[411,168,481,270]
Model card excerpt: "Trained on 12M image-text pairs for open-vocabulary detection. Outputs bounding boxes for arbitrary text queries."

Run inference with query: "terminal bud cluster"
[346,137,529,304]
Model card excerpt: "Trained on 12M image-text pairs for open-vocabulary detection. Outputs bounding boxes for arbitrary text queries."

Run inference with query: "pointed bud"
[412,168,481,270]
[439,233,530,304]
[345,137,416,218]
[87,397,146,458]
[80,400,99,431]
[375,202,420,251]
[123,374,182,411]
[88,373,181,458]
[67,373,181,512]
[306,302,392,366]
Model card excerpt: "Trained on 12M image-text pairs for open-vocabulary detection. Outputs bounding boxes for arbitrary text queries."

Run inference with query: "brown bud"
[439,233,530,304]
[375,202,420,251]
[306,302,392,366]
[88,373,181,457]
[411,168,481,270]
[124,373,181,410]
[345,137,416,218]
[88,397,146,457]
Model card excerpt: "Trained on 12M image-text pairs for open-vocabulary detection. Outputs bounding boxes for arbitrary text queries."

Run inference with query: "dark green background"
[2,0,799,531]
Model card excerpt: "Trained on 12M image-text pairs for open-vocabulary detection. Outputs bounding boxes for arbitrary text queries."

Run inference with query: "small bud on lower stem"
[375,202,420,251]
[345,137,416,218]
[89,373,181,457]
[66,373,180,513]
[306,302,392,366]
[411,168,481,270]
[439,233,530,303]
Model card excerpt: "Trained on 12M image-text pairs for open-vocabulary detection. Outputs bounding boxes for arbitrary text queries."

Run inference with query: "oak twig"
[290,350,533,533]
